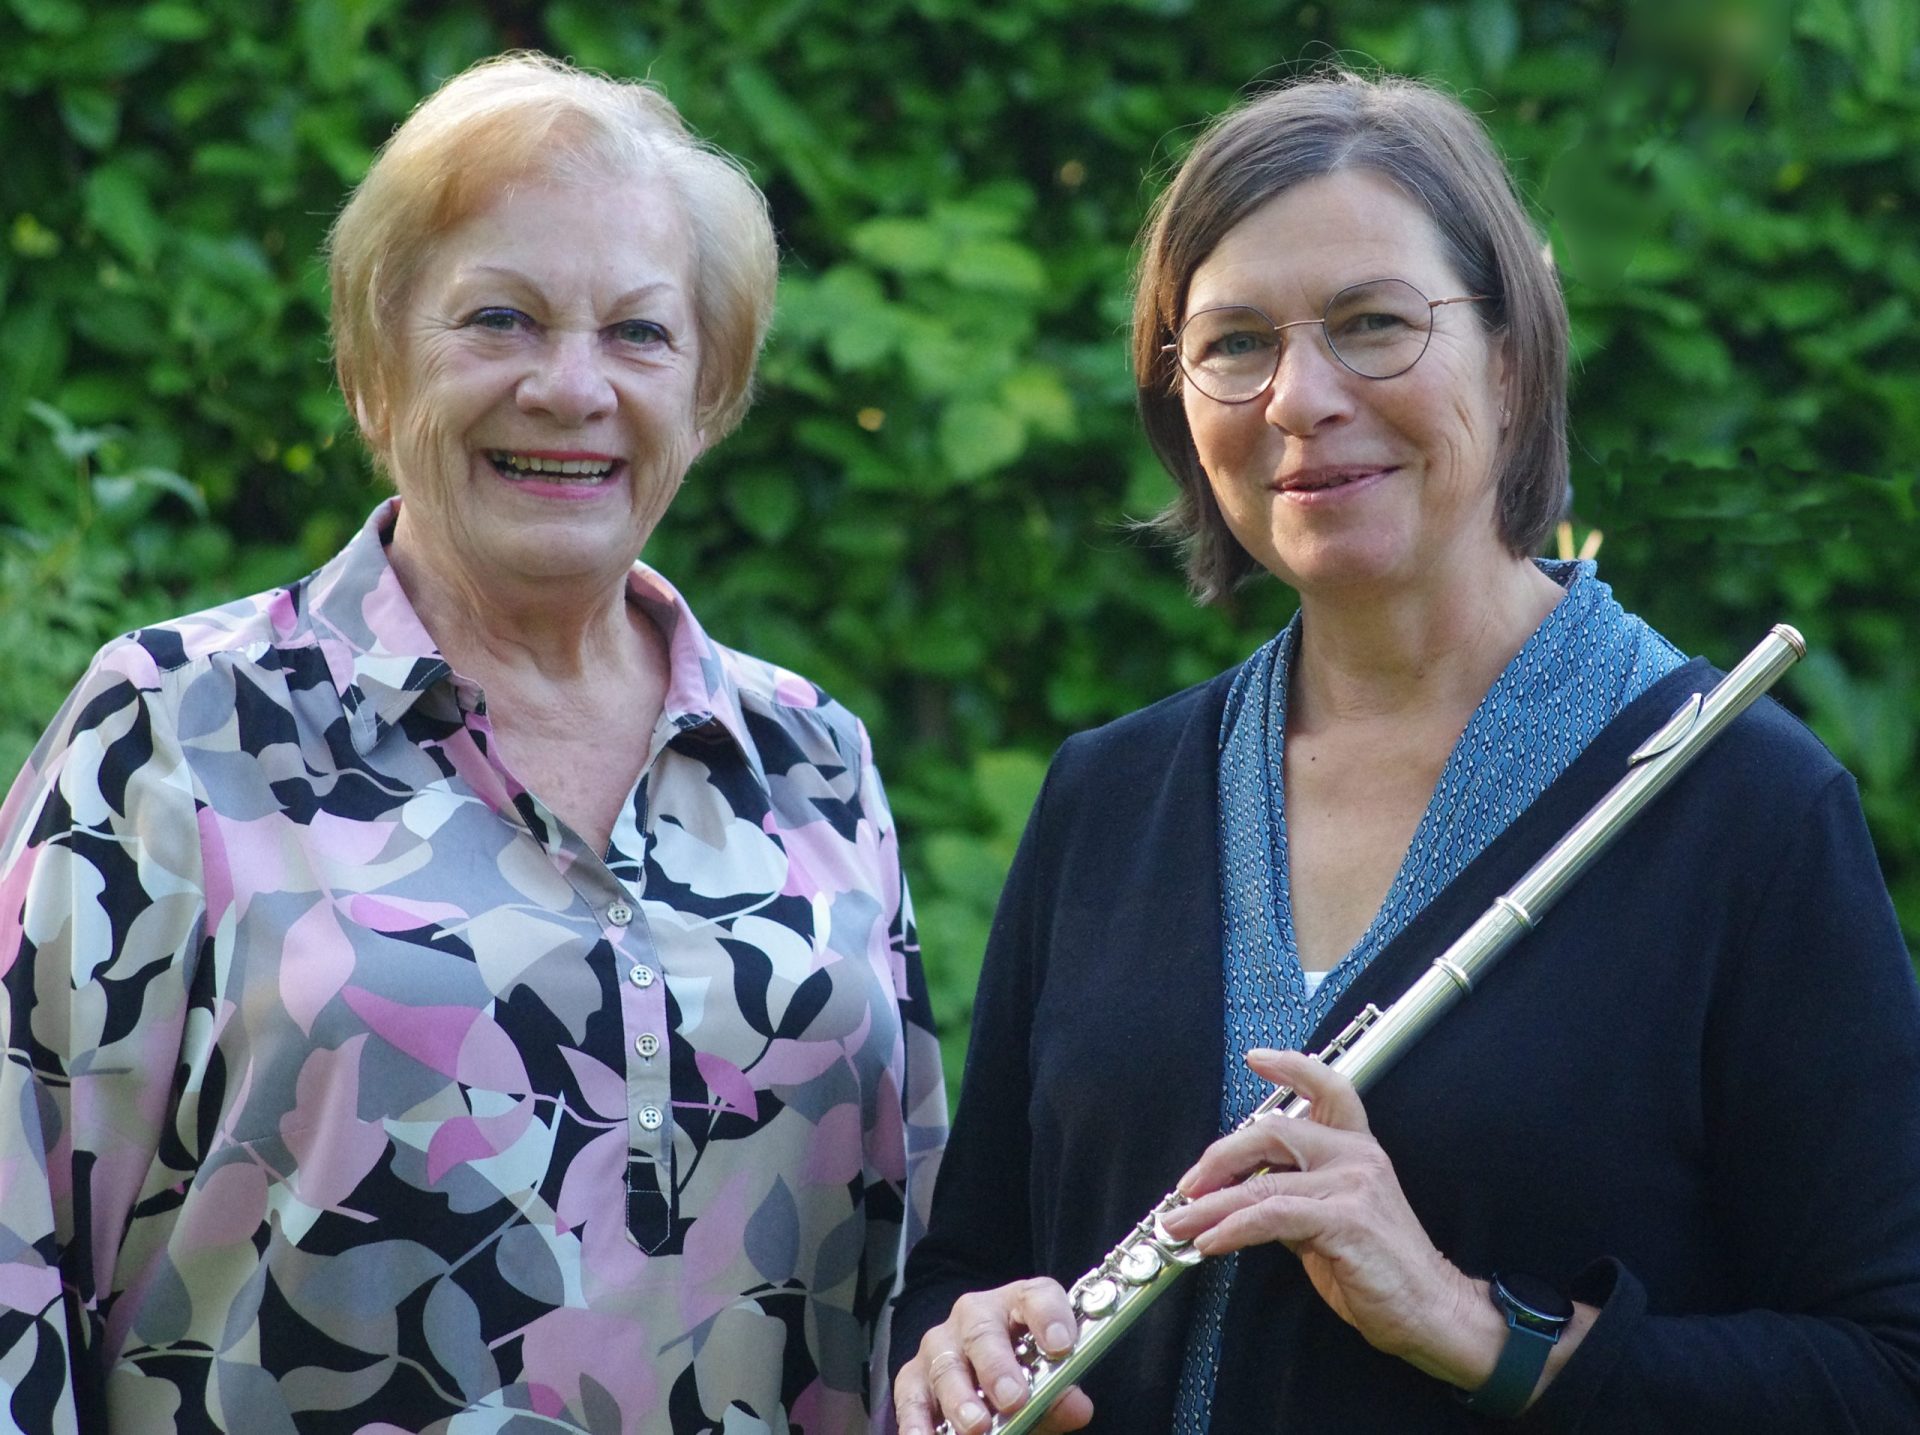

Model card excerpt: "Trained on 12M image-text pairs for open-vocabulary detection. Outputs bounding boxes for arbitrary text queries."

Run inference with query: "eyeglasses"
[1166,278,1489,403]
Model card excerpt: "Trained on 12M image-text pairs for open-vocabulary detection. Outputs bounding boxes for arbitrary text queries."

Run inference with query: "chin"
[490,531,640,587]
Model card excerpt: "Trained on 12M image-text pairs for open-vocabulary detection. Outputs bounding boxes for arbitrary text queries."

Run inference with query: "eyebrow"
[454,266,685,310]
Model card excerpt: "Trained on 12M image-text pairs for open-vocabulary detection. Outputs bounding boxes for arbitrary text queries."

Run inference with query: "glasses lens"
[1177,307,1279,402]
[1324,279,1433,379]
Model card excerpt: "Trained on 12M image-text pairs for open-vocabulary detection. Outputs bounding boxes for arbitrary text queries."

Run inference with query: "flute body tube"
[938,625,1804,1435]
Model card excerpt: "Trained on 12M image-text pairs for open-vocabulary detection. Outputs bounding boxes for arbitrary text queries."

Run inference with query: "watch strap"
[1458,1273,1570,1419]
[1459,1313,1556,1418]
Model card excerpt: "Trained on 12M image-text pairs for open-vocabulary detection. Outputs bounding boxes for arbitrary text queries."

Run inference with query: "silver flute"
[938,624,1805,1435]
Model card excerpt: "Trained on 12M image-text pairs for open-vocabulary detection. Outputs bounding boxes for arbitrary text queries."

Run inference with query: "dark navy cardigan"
[891,659,1920,1432]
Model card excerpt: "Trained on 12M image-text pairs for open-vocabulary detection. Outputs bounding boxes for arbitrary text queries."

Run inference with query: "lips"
[487,450,622,484]
[1275,464,1394,493]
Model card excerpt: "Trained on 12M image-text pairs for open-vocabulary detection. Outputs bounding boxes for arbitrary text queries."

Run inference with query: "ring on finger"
[927,1349,965,1379]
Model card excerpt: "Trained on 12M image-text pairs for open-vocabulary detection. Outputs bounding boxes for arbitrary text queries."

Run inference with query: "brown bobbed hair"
[1133,70,1570,603]
[327,52,777,460]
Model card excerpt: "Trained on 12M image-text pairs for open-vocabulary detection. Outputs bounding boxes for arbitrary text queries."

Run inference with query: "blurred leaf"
[938,400,1025,479]
[83,162,162,270]
[1465,0,1520,75]
[93,466,208,518]
[726,468,802,541]
[58,86,120,149]
[139,2,211,39]
[849,217,945,274]
[944,237,1047,296]
[9,0,86,35]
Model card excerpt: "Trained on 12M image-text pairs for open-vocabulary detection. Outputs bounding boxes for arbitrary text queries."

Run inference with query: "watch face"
[1494,1272,1573,1331]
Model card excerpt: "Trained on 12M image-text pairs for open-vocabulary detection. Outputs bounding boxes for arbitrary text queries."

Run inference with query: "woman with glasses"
[890,70,1920,1433]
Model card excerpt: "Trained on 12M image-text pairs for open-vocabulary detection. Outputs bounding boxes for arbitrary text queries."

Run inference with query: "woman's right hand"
[893,1278,1095,1435]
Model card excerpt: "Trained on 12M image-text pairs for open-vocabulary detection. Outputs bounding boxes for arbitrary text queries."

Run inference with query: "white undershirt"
[1302,969,1329,997]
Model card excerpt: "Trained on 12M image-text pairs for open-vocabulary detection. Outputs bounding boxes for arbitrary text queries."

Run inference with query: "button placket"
[607,890,672,1165]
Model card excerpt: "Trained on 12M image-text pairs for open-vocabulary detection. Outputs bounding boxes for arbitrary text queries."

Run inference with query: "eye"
[1338,309,1412,336]
[466,307,531,333]
[1212,328,1274,358]
[611,318,672,347]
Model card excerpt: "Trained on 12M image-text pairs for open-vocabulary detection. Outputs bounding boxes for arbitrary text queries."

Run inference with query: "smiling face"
[1180,168,1510,601]
[383,168,703,596]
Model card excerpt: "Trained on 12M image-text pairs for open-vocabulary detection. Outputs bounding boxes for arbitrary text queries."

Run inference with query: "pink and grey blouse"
[0,499,947,1434]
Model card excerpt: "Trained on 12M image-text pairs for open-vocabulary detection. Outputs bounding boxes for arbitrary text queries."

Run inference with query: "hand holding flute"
[895,1046,1595,1434]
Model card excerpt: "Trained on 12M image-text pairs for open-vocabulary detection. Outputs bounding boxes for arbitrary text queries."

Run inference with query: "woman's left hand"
[1156,1048,1493,1388]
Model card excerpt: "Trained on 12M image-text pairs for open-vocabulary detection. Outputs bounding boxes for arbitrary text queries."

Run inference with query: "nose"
[517,330,615,425]
[1261,325,1355,437]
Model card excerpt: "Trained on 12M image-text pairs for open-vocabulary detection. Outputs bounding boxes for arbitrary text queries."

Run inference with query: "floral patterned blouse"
[0,499,947,1434]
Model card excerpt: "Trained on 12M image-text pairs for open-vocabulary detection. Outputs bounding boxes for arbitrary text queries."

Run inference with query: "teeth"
[490,452,617,479]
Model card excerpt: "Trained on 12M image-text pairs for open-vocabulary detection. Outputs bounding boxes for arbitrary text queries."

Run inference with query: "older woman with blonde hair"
[0,53,944,1434]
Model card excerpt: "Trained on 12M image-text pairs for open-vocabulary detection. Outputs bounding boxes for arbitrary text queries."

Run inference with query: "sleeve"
[886,755,1059,1379]
[1525,769,1920,1431]
[0,641,206,1435]
[855,720,949,1418]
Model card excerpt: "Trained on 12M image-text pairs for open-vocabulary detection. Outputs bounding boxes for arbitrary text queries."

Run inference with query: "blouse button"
[608,901,634,926]
[638,1104,664,1131]
[635,1033,659,1058]
[629,965,656,988]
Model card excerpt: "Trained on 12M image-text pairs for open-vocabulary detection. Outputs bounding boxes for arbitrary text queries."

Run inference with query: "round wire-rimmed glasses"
[1166,278,1489,403]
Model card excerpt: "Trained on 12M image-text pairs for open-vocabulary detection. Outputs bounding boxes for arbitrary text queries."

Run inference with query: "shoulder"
[1694,684,1850,822]
[2,580,320,832]
[1051,664,1242,787]
[706,634,879,776]
[126,585,305,675]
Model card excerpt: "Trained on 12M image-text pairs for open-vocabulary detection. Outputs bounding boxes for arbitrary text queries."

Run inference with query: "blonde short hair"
[327,52,777,452]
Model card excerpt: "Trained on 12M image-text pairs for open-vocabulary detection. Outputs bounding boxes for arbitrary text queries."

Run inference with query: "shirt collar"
[304,499,766,786]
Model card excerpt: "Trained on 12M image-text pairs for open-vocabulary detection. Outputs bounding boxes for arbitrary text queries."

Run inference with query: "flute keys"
[1117,1245,1162,1284]
[1075,1278,1118,1319]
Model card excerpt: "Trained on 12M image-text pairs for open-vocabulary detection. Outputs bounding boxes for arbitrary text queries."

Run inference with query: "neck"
[1289,555,1566,732]
[387,503,648,687]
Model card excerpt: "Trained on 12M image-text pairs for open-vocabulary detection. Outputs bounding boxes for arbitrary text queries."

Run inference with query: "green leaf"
[944,237,1047,296]
[542,1,656,75]
[0,303,67,450]
[1000,366,1075,439]
[8,0,85,35]
[138,1,211,40]
[797,266,898,370]
[9,214,61,260]
[725,63,855,213]
[83,163,161,270]
[298,0,396,91]
[972,749,1046,838]
[58,87,120,150]
[938,400,1025,479]
[93,467,208,518]
[849,217,945,275]
[26,400,110,463]
[1465,0,1520,75]
[726,468,802,541]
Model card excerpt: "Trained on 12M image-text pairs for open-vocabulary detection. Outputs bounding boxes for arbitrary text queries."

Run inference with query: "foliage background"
[4,0,1916,1096]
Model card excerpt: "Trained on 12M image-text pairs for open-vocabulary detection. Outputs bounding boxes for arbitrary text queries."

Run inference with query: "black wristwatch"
[1457,1271,1572,1419]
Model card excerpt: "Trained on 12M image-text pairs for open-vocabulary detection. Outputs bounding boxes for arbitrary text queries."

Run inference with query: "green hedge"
[5,0,1916,1097]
